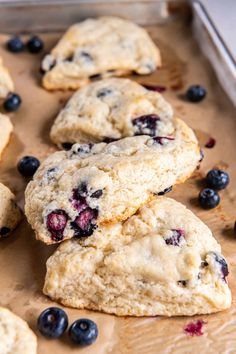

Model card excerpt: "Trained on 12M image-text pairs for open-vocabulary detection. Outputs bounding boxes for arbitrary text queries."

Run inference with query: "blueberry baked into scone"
[0,113,13,161]
[0,307,37,354]
[0,57,14,99]
[0,182,22,238]
[25,119,200,245]
[41,17,161,90]
[50,78,173,148]
[43,197,231,316]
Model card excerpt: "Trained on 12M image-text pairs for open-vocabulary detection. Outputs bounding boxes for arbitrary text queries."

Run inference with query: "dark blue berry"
[157,186,172,196]
[0,227,11,237]
[17,156,40,177]
[27,36,44,54]
[206,169,229,190]
[6,36,24,53]
[214,253,229,281]
[37,307,68,339]
[69,319,98,346]
[3,93,21,112]
[62,142,73,150]
[186,85,206,103]
[199,188,220,209]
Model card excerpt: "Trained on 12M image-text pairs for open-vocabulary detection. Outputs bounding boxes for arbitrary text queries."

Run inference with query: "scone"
[0,307,37,354]
[25,119,200,244]
[43,197,231,316]
[41,16,161,90]
[50,78,173,148]
[0,114,13,161]
[0,182,22,238]
[0,57,14,98]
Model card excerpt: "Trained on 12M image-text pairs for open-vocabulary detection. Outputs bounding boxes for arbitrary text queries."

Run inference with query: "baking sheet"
[0,12,236,354]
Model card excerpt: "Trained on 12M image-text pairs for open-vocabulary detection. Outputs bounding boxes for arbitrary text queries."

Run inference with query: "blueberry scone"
[0,114,13,161]
[0,57,14,98]
[0,307,37,354]
[41,17,161,90]
[0,183,22,238]
[44,197,231,316]
[50,78,173,148]
[25,119,200,244]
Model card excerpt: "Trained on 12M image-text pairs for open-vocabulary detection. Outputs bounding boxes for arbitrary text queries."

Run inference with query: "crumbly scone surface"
[50,78,173,147]
[0,182,22,238]
[44,197,231,316]
[25,118,200,244]
[42,16,161,90]
[0,57,14,98]
[0,307,37,354]
[0,114,13,161]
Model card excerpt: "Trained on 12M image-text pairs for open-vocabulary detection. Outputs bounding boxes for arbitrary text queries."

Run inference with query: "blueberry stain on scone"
[132,114,160,136]
[46,209,68,242]
[164,229,185,246]
[152,136,175,145]
[69,184,100,237]
[214,253,229,282]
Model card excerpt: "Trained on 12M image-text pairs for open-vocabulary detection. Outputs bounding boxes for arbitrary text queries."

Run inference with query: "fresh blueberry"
[27,35,44,54]
[69,319,98,346]
[206,169,229,190]
[186,85,206,103]
[0,227,11,237]
[3,93,21,112]
[37,307,68,339]
[199,188,220,209]
[6,36,24,53]
[17,156,40,177]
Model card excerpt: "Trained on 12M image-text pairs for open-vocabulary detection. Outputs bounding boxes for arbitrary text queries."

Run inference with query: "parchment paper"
[0,19,235,353]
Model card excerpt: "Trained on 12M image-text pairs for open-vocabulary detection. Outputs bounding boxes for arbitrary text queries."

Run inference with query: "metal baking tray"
[0,1,235,353]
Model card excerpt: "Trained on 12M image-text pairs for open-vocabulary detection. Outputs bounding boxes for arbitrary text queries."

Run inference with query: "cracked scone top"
[0,57,14,98]
[41,16,161,90]
[0,182,22,238]
[0,114,13,161]
[44,197,231,316]
[50,78,173,148]
[0,307,37,354]
[25,118,200,244]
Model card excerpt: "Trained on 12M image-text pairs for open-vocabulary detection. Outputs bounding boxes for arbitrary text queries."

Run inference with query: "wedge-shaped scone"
[25,119,200,244]
[0,113,13,161]
[0,182,22,238]
[44,197,231,316]
[0,57,14,98]
[0,307,37,354]
[41,16,161,90]
[50,78,173,148]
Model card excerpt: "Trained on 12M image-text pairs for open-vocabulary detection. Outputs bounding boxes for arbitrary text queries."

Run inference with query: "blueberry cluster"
[7,35,44,54]
[198,169,229,209]
[37,307,98,347]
